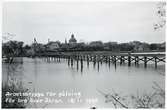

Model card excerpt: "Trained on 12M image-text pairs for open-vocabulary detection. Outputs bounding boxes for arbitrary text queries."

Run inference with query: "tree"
[104,42,118,51]
[154,2,166,30]
[24,45,31,50]
[2,40,24,57]
[150,43,158,50]
[89,41,104,51]
[119,43,133,51]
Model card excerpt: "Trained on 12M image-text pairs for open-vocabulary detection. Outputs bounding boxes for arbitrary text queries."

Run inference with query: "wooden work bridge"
[38,52,165,68]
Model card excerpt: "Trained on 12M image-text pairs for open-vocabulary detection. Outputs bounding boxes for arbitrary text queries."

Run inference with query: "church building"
[69,34,77,44]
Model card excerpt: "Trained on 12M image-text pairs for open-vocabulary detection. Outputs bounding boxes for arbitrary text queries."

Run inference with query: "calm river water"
[2,57,165,108]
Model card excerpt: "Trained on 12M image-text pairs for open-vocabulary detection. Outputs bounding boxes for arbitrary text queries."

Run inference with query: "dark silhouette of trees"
[150,43,158,50]
[104,42,119,51]
[89,41,104,51]
[2,41,24,57]
[119,43,134,52]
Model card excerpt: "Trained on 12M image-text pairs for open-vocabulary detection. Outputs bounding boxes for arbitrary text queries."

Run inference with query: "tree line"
[2,40,165,58]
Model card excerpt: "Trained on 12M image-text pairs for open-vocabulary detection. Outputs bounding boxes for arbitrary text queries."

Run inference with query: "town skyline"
[2,33,166,45]
[3,2,165,44]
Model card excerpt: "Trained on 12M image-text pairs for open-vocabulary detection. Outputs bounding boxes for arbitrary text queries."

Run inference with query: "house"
[103,42,118,51]
[160,42,165,50]
[46,41,60,51]
[134,43,150,52]
[89,41,103,47]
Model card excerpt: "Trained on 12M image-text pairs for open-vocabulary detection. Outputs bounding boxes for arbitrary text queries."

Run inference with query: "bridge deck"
[37,51,165,69]
[40,52,165,57]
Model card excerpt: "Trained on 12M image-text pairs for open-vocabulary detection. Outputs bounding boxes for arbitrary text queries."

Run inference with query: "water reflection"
[80,59,83,73]
[76,60,79,71]
[97,61,100,72]
[33,58,38,108]
[2,59,29,108]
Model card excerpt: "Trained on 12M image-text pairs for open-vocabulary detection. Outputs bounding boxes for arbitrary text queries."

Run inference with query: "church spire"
[34,38,37,43]
[65,38,67,44]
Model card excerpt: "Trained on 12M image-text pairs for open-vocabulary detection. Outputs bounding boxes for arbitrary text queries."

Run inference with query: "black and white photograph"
[1,0,166,109]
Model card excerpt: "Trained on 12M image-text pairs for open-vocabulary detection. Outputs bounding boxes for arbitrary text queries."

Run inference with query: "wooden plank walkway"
[38,52,165,68]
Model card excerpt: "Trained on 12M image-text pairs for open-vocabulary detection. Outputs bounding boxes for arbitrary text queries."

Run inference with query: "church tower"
[69,34,77,44]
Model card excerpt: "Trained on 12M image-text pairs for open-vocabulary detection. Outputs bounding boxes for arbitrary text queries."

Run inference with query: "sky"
[2,1,166,44]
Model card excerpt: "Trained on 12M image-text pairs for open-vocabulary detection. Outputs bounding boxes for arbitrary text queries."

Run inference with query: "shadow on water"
[2,58,29,108]
[87,60,89,69]
[76,60,79,71]
[97,61,100,72]
[80,59,83,73]
[93,61,96,69]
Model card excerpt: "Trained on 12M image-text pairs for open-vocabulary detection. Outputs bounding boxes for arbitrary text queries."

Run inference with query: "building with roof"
[69,34,77,44]
[46,41,60,51]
